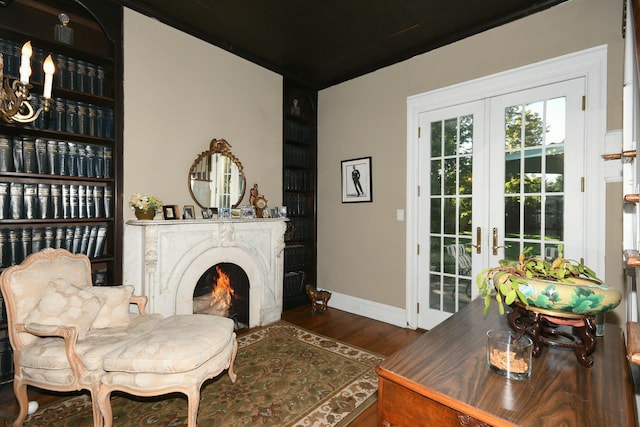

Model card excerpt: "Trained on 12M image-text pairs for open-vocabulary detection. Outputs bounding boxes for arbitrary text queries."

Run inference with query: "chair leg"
[186,390,200,427]
[12,380,28,427]
[97,387,113,427]
[90,386,104,427]
[228,339,238,383]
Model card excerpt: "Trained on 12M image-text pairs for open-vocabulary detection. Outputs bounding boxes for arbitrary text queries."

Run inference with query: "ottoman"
[97,314,237,427]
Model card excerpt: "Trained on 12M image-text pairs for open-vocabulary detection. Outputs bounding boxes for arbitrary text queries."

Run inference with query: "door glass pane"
[444,118,457,156]
[545,196,563,241]
[444,158,457,195]
[431,159,442,195]
[430,199,441,236]
[502,96,566,261]
[429,115,473,314]
[524,148,542,193]
[431,121,442,157]
[524,101,544,147]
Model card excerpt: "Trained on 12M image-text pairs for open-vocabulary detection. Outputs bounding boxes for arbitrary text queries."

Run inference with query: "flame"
[211,266,234,309]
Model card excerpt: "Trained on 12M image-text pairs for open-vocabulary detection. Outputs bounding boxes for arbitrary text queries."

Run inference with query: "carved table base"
[507,305,596,368]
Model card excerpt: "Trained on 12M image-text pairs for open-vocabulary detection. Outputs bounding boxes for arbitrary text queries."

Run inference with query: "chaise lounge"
[0,248,237,427]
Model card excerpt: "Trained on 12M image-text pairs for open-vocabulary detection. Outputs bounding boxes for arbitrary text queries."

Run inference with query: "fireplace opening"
[192,262,249,329]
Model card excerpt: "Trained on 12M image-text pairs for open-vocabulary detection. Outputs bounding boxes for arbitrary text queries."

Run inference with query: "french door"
[417,78,586,329]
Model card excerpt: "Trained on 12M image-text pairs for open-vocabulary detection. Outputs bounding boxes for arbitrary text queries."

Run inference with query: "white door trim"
[406,45,608,329]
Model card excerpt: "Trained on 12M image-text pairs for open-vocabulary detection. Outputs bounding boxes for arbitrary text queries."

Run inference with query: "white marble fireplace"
[123,218,287,327]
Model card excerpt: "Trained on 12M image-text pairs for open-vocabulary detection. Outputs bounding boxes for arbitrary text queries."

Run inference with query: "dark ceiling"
[114,0,568,90]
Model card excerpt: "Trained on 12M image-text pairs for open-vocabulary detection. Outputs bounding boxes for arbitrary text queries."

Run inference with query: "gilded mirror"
[188,139,246,209]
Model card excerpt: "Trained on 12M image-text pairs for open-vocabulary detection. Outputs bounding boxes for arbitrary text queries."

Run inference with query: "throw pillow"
[24,278,103,339]
[89,285,134,329]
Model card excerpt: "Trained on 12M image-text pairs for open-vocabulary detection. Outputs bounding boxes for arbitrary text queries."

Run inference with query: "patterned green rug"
[23,321,384,426]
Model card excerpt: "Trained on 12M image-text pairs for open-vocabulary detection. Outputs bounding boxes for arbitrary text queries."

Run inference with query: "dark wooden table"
[376,298,636,426]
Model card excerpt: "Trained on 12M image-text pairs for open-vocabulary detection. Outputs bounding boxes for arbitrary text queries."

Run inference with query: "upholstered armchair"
[1,248,238,427]
[0,248,160,427]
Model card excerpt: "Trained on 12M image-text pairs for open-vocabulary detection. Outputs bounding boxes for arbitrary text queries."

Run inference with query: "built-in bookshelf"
[283,80,317,311]
[0,0,123,380]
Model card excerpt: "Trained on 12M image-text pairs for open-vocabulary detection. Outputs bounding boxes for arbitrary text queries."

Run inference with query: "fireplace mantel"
[123,218,287,327]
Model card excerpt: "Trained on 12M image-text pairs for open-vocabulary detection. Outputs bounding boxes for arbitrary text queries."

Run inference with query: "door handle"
[492,227,505,256]
[470,227,481,254]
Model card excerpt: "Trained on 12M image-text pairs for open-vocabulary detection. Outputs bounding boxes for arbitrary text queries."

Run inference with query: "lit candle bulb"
[43,55,55,98]
[19,41,32,84]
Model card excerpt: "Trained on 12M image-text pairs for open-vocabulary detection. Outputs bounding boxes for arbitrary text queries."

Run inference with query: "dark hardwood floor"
[0,304,425,426]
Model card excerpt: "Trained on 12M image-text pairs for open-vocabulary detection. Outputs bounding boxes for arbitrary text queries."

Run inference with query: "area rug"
[23,321,384,426]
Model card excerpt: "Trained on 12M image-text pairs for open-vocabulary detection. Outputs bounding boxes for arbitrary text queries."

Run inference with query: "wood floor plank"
[0,305,425,426]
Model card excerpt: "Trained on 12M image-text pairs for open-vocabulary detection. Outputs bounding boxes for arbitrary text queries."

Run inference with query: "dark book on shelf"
[86,225,98,258]
[72,226,83,254]
[31,228,44,254]
[35,138,47,174]
[93,268,107,287]
[0,136,13,172]
[94,186,104,218]
[12,138,22,173]
[20,228,31,261]
[76,144,86,177]
[8,229,19,266]
[57,141,68,176]
[94,225,107,258]
[22,138,36,174]
[54,227,65,249]
[104,185,113,218]
[67,142,78,176]
[0,230,7,268]
[85,145,95,178]
[37,183,50,220]
[64,227,74,252]
[9,182,23,220]
[0,337,13,378]
[78,185,86,218]
[79,226,90,255]
[103,146,112,178]
[94,146,104,178]
[43,227,54,249]
[23,183,38,220]
[70,184,79,218]
[0,182,8,220]
[86,185,95,218]
[61,184,71,219]
[47,140,58,175]
[50,184,62,219]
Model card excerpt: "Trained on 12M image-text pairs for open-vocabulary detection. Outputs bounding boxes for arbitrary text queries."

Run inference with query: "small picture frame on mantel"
[183,205,195,219]
[163,205,179,220]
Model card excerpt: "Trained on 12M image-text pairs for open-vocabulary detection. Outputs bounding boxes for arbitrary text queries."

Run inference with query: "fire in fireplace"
[192,262,249,329]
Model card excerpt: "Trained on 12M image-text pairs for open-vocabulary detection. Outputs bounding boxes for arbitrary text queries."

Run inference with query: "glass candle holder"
[487,330,533,380]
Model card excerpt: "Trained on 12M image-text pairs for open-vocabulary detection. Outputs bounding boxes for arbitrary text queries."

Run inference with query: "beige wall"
[317,0,625,311]
[122,9,282,221]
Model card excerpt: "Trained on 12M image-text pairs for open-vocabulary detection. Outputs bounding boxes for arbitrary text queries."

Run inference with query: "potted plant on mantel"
[129,193,163,220]
[476,245,621,318]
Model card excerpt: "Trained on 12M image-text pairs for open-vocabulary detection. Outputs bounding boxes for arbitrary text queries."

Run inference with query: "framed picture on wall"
[341,156,372,203]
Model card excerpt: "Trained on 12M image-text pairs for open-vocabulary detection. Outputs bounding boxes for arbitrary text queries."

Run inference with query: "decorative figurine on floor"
[305,284,332,312]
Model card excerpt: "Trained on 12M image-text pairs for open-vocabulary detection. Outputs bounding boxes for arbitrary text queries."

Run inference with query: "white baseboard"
[326,291,411,329]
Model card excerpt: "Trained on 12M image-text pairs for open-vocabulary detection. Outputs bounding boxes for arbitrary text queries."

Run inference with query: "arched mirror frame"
[188,139,246,209]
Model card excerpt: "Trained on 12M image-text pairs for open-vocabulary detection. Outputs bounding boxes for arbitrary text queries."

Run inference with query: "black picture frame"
[163,205,179,220]
[341,156,372,203]
[183,205,195,219]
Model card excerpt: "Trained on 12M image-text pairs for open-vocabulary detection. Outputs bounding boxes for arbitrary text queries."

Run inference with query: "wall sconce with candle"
[0,41,55,123]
